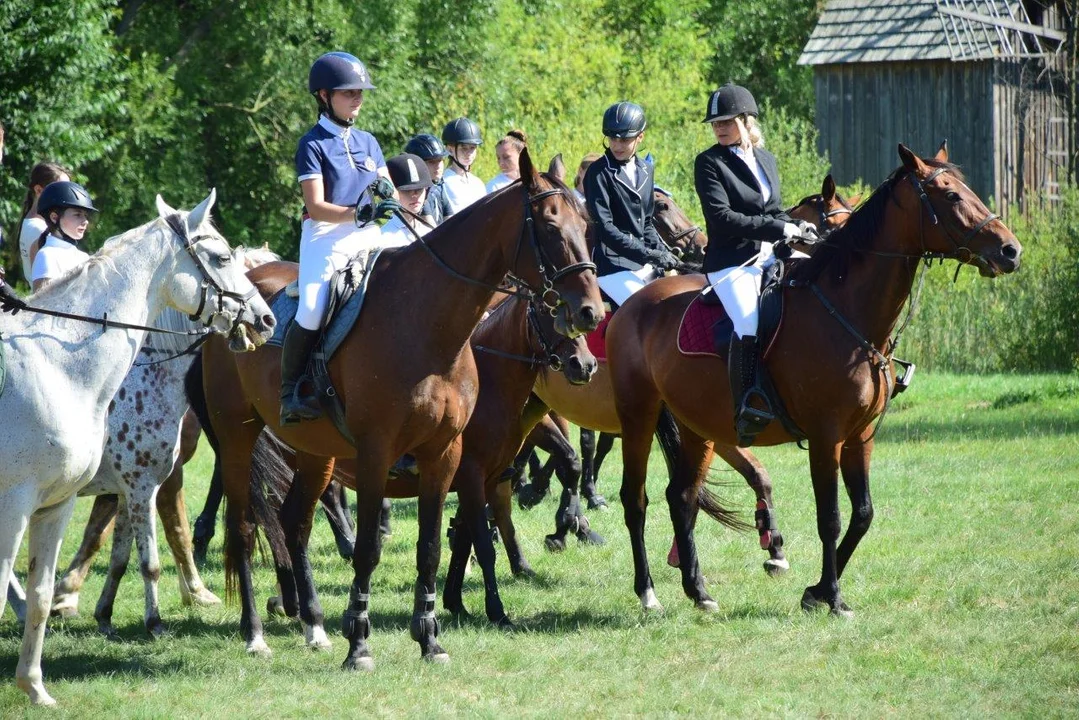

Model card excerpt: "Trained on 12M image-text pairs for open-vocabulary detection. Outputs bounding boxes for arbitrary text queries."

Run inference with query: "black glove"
[371,176,395,200]
[0,283,27,315]
[373,197,401,222]
[651,250,681,272]
[773,241,793,261]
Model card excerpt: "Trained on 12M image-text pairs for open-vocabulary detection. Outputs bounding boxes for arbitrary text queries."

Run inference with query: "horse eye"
[215,253,231,267]
[656,203,668,212]
[946,191,961,203]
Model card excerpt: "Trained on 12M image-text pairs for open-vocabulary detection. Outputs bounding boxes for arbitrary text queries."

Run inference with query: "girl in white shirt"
[485,129,527,193]
[30,180,97,291]
[380,153,434,248]
[17,162,71,283]
[440,117,487,214]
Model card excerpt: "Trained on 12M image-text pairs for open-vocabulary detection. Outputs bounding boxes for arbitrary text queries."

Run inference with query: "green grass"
[2,374,1078,717]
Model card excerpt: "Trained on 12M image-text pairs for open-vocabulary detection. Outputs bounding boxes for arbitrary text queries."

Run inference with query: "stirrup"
[892,358,916,397]
[280,386,322,425]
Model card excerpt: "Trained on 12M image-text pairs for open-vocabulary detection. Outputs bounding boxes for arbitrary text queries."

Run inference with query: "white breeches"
[295,219,383,330]
[707,242,775,339]
[597,264,660,307]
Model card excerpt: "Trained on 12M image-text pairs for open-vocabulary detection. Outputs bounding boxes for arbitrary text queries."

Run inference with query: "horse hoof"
[576,529,606,546]
[19,679,57,707]
[50,597,80,618]
[763,558,790,576]
[666,543,680,568]
[424,652,451,665]
[696,599,720,613]
[146,621,168,640]
[266,596,287,617]
[495,616,516,631]
[246,637,272,657]
[544,535,566,552]
[185,587,223,607]
[304,624,332,650]
[343,655,375,672]
[512,563,536,579]
[586,495,609,511]
[640,589,664,612]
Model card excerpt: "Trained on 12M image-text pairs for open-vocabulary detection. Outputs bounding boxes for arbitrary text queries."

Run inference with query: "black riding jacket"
[694,143,792,273]
[583,149,668,275]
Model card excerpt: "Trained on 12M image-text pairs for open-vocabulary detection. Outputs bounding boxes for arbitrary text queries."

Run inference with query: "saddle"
[677,261,806,445]
[268,249,384,445]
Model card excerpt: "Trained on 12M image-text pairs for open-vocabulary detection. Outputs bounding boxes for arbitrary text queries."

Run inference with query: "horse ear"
[156,195,177,218]
[848,194,862,207]
[519,146,540,191]
[821,174,836,201]
[898,144,927,174]
[548,153,566,183]
[934,139,949,162]
[188,188,217,230]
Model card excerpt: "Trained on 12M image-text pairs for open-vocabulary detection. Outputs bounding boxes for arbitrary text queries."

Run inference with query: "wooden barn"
[798,0,1075,217]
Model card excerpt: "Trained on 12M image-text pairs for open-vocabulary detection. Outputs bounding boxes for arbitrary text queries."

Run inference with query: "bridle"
[472,297,579,372]
[397,182,597,314]
[787,194,853,239]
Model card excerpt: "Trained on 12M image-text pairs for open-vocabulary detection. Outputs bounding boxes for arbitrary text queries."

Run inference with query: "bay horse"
[606,144,1021,614]
[39,245,279,637]
[0,191,275,706]
[201,147,603,667]
[232,289,596,644]
[523,175,861,570]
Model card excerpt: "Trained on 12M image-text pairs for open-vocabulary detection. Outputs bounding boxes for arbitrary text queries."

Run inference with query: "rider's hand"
[796,220,821,243]
[781,222,800,239]
[373,197,402,222]
[0,283,27,315]
[773,241,793,261]
[651,250,681,272]
[371,176,396,200]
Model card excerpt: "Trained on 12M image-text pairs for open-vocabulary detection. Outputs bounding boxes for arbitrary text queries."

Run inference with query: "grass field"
[1,373,1077,717]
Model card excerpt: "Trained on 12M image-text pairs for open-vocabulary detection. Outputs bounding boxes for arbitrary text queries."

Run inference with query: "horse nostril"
[263,313,277,328]
[1001,244,1018,260]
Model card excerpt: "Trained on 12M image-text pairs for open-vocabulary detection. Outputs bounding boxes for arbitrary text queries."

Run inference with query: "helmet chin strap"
[449,149,471,173]
[318,91,355,127]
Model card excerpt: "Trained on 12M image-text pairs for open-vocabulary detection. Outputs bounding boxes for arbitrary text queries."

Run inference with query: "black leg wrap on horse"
[409,591,439,643]
[342,587,370,640]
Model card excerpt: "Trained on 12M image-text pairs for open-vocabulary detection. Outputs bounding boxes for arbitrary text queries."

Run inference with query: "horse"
[0,191,275,706]
[200,146,603,668]
[520,175,861,570]
[228,288,596,644]
[605,143,1021,614]
[31,245,280,639]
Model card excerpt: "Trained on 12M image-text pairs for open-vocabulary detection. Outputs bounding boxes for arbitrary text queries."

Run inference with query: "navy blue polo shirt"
[296,115,386,217]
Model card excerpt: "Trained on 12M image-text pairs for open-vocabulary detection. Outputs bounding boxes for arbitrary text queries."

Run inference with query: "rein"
[132,333,210,367]
[473,300,570,372]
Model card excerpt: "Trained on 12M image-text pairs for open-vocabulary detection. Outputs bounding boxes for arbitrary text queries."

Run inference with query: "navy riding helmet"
[703,83,758,123]
[38,181,98,222]
[602,101,646,139]
[308,52,376,94]
[404,133,450,160]
[441,117,483,146]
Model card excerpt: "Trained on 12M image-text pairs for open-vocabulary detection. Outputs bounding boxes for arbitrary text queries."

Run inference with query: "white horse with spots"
[0,191,275,706]
[30,246,280,638]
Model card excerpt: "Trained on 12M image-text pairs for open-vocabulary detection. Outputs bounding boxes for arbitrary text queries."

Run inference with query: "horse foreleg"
[156,463,220,607]
[319,480,356,560]
[283,453,336,650]
[490,480,532,577]
[0,489,32,622]
[410,439,459,663]
[52,494,118,618]
[129,483,167,638]
[713,443,789,575]
[192,458,223,567]
[7,575,27,624]
[94,494,134,639]
[457,460,509,627]
[836,439,874,584]
[442,506,473,617]
[667,425,717,611]
[17,495,76,706]
[802,440,850,618]
[584,432,615,510]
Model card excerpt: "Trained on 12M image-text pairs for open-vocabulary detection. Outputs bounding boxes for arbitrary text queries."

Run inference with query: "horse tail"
[247,430,294,572]
[655,405,750,533]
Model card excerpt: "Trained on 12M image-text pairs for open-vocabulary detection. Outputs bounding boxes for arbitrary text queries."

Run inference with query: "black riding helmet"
[441,117,483,146]
[404,133,450,160]
[602,101,646,139]
[385,153,433,191]
[309,52,375,127]
[38,181,98,224]
[702,83,758,123]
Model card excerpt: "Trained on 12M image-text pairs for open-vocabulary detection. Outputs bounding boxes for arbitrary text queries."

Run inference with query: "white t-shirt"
[31,236,90,284]
[442,168,487,214]
[380,214,432,249]
[485,173,515,194]
[19,217,48,282]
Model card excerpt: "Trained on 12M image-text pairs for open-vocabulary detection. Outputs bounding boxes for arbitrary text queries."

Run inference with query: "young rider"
[403,133,452,225]
[30,180,98,292]
[18,163,71,282]
[582,101,680,307]
[485,129,527,193]
[380,153,434,248]
[694,83,815,443]
[440,117,487,215]
[282,51,398,426]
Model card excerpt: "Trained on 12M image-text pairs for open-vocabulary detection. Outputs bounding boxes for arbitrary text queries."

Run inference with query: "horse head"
[788,174,858,240]
[154,190,276,350]
[652,189,707,263]
[528,295,597,385]
[517,146,604,337]
[896,143,1021,277]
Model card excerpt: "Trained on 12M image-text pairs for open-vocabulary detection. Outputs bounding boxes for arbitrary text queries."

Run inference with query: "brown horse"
[239,291,597,641]
[524,175,861,570]
[605,143,1021,614]
[202,147,603,667]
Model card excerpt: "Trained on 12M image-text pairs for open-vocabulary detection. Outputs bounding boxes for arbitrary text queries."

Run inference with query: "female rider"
[30,180,98,292]
[440,117,487,215]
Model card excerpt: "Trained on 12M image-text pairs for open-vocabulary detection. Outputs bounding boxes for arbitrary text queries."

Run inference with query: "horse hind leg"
[666,423,718,611]
[319,480,356,561]
[129,482,168,638]
[156,464,221,607]
[584,431,615,510]
[713,444,790,575]
[7,575,27,624]
[94,494,134,640]
[51,493,118,618]
[17,495,77,706]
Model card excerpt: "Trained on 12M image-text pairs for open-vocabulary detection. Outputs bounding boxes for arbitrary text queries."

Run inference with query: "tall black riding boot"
[728,334,774,446]
[279,323,323,425]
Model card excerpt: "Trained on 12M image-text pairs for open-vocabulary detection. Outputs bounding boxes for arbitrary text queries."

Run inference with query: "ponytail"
[18,162,70,230]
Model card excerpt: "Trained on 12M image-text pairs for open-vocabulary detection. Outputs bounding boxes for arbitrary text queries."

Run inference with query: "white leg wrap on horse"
[295,219,382,331]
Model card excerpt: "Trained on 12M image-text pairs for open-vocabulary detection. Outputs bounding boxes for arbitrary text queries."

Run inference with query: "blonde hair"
[742,115,764,149]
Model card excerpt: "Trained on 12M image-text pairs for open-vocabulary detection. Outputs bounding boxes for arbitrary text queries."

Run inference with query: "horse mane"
[472,292,521,346]
[788,158,964,284]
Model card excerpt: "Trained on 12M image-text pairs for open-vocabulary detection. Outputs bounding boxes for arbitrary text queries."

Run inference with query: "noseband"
[472,298,578,372]
[163,214,258,334]
[907,167,1000,264]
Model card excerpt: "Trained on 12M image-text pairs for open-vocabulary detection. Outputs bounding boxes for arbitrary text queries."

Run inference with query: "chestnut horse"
[606,144,1021,614]
[525,175,860,571]
[201,147,603,667]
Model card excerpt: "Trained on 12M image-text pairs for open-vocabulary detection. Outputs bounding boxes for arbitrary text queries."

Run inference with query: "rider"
[281,51,398,426]
[18,163,71,283]
[485,129,527,193]
[694,83,815,443]
[380,153,434,248]
[403,133,452,225]
[583,101,680,307]
[440,117,487,215]
[30,180,98,292]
